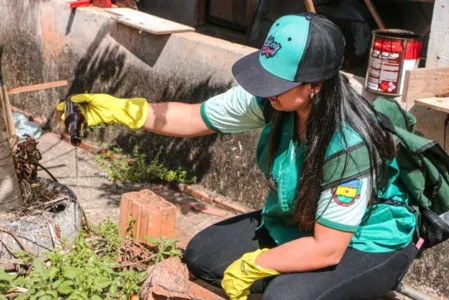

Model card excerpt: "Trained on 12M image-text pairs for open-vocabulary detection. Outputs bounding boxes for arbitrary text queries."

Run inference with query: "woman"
[57,13,417,300]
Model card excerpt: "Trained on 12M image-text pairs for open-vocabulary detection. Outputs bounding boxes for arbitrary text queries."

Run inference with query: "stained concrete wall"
[0,0,269,209]
[0,0,448,297]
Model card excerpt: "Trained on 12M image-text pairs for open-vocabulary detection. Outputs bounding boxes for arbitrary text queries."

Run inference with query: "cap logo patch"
[261,35,282,58]
[331,178,361,207]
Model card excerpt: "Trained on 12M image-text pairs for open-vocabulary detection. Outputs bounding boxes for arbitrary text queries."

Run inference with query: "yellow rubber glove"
[56,94,148,129]
[221,249,280,300]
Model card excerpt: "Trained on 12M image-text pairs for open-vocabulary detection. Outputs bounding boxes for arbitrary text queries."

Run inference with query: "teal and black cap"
[232,12,345,98]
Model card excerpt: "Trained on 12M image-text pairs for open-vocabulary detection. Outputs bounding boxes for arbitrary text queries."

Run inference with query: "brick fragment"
[189,281,225,300]
[188,203,227,217]
[214,197,247,213]
[183,186,213,204]
[140,257,225,300]
[119,189,177,245]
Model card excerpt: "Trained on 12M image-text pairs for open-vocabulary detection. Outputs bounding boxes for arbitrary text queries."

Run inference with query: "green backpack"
[373,97,449,249]
[261,96,449,249]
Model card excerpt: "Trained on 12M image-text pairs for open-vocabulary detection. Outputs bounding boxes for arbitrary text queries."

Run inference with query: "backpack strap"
[376,112,397,134]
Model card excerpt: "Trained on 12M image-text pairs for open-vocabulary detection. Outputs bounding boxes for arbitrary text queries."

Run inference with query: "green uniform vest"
[255,108,415,252]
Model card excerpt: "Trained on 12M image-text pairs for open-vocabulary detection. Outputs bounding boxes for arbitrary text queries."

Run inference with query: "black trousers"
[182,210,418,300]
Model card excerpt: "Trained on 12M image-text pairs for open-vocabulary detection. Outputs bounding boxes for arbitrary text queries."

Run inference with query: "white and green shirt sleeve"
[200,85,266,133]
[316,176,372,232]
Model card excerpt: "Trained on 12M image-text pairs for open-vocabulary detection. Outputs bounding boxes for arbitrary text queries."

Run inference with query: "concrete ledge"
[1,0,448,297]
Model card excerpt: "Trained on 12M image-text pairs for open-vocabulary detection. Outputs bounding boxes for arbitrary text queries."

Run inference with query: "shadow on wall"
[62,15,233,190]
[109,22,170,68]
[66,24,128,96]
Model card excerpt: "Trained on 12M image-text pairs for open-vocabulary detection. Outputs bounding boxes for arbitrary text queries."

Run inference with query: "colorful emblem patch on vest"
[261,35,282,58]
[331,179,361,207]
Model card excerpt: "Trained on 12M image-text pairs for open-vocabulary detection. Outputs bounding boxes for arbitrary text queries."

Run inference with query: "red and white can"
[365,29,422,96]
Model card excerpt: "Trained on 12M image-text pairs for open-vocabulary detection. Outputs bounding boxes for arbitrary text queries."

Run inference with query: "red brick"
[213,197,247,213]
[188,282,225,300]
[119,189,177,245]
[183,186,213,204]
[188,203,227,217]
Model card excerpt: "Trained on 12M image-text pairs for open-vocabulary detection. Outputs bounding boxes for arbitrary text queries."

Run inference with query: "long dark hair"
[268,72,396,231]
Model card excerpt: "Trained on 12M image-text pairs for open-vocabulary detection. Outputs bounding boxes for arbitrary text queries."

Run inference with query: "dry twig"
[0,227,33,255]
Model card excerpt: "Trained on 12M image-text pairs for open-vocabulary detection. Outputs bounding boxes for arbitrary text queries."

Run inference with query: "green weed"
[0,218,181,299]
[145,236,182,264]
[95,145,197,184]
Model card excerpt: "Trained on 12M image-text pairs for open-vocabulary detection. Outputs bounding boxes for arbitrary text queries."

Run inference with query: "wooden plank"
[401,67,449,105]
[8,80,68,95]
[415,97,449,114]
[1,86,15,137]
[105,8,195,35]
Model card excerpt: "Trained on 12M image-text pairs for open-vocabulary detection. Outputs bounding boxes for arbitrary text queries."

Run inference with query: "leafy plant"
[91,217,122,257]
[0,268,17,294]
[125,216,136,239]
[1,219,184,299]
[95,145,197,184]
[145,236,182,264]
[0,217,185,299]
[84,124,106,142]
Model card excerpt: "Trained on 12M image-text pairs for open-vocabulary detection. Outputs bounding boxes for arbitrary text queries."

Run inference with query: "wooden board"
[8,80,68,95]
[415,97,449,114]
[105,8,195,35]
[402,67,449,105]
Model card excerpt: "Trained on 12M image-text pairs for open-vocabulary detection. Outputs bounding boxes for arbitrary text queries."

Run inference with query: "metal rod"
[395,282,440,300]
[364,0,386,29]
[304,0,316,13]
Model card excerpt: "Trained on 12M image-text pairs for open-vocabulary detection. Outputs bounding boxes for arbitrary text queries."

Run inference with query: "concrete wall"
[0,0,448,297]
[426,0,449,68]
[0,0,271,208]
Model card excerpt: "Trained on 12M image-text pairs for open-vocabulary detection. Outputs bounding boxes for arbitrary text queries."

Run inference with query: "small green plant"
[145,236,182,264]
[91,217,122,257]
[95,145,197,184]
[84,124,106,142]
[125,216,136,239]
[15,250,33,265]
